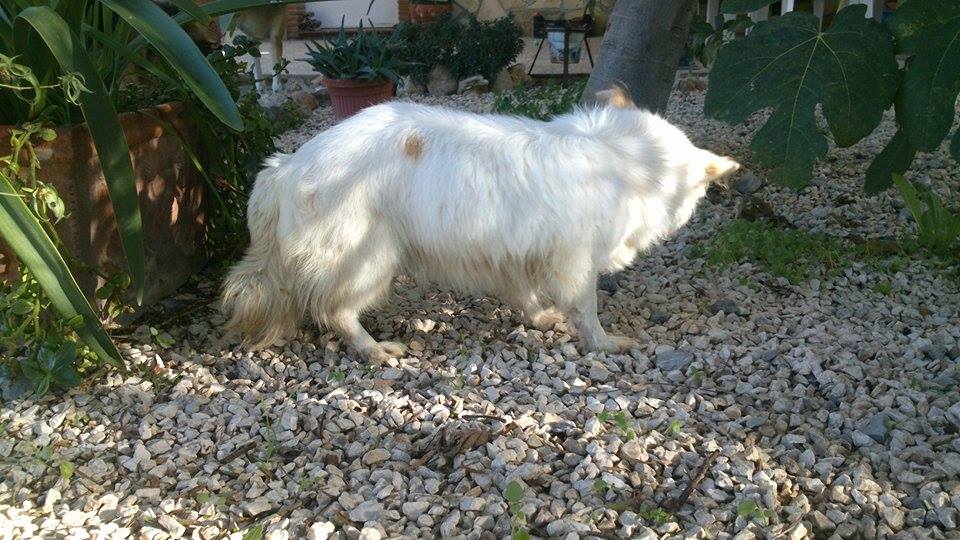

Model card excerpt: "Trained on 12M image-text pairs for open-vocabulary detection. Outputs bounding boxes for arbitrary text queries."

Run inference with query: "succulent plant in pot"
[302,19,401,121]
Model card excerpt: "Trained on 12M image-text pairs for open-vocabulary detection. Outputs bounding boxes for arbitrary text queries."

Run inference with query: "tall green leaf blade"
[0,173,123,367]
[721,0,777,14]
[887,0,960,152]
[865,129,917,193]
[14,6,146,302]
[162,0,210,23]
[705,6,899,188]
[99,0,243,130]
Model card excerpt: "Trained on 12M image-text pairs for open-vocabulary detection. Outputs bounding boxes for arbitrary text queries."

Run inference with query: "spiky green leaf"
[705,6,899,188]
[99,0,242,130]
[0,172,122,367]
[14,6,146,301]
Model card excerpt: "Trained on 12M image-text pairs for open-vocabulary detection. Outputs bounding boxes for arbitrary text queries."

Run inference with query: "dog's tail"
[221,154,300,348]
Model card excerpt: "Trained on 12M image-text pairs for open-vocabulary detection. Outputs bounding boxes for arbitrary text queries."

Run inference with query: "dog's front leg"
[567,277,639,354]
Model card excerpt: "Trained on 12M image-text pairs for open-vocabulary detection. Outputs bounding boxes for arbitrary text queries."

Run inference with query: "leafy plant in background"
[302,19,402,81]
[687,15,753,68]
[493,80,586,120]
[892,174,960,258]
[395,13,523,84]
[706,0,960,192]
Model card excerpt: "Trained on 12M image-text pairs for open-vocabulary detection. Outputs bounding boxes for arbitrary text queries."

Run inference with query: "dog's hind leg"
[328,310,407,363]
[308,231,407,363]
[549,270,638,354]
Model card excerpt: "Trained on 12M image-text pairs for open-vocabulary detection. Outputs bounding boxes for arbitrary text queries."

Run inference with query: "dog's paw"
[363,341,408,363]
[591,334,640,354]
[528,308,565,330]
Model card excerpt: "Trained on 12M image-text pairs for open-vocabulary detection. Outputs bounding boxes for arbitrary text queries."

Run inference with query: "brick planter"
[0,103,207,314]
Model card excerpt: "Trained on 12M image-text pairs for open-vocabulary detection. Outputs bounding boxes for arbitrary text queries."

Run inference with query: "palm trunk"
[582,0,698,113]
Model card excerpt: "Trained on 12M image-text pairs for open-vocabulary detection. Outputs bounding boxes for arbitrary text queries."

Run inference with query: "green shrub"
[395,13,523,84]
[493,80,586,120]
[892,174,960,259]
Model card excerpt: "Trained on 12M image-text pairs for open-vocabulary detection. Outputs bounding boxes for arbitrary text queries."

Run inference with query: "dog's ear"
[595,84,635,109]
[703,152,741,182]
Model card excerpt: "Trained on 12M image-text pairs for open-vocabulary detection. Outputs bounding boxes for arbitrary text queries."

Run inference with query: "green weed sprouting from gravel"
[638,505,673,525]
[737,500,772,524]
[598,411,636,441]
[504,480,530,540]
[706,219,854,284]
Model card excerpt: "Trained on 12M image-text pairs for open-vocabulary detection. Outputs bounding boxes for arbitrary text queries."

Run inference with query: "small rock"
[307,521,335,540]
[362,448,390,466]
[735,173,765,195]
[290,91,318,111]
[358,527,382,540]
[655,349,694,372]
[440,510,461,537]
[348,501,383,522]
[241,498,274,517]
[648,311,670,325]
[598,275,619,293]
[398,75,426,96]
[880,506,904,530]
[61,510,88,528]
[460,496,485,512]
[545,520,591,536]
[708,298,739,315]
[862,413,888,443]
[402,501,430,519]
[158,515,186,538]
[945,402,960,430]
[427,65,457,96]
[457,74,488,94]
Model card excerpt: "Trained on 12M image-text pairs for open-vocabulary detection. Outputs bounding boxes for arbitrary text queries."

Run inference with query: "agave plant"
[0,0,306,365]
[302,18,402,82]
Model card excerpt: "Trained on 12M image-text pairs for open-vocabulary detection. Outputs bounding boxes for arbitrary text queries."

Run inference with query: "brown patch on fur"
[705,163,722,177]
[404,135,424,160]
[596,84,635,109]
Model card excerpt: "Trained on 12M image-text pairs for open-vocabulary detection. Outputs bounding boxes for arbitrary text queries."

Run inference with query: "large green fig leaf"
[721,0,777,14]
[705,6,899,188]
[888,0,960,153]
[865,129,917,193]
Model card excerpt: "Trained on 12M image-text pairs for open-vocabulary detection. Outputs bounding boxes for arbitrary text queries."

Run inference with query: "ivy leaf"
[865,130,917,193]
[887,0,960,152]
[705,6,899,188]
[721,0,777,14]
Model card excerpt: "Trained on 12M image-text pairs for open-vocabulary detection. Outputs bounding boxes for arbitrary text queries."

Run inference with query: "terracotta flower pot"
[323,76,394,121]
[409,2,453,24]
[0,102,207,314]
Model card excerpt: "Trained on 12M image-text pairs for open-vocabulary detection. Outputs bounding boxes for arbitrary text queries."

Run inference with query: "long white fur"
[221,88,740,361]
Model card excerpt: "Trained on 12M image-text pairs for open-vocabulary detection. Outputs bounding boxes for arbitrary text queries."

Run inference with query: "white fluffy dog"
[222,87,739,361]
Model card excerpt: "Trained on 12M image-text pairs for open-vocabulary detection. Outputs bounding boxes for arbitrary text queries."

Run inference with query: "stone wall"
[452,0,616,35]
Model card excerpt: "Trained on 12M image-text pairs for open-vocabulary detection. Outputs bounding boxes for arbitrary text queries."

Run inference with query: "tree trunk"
[582,0,698,113]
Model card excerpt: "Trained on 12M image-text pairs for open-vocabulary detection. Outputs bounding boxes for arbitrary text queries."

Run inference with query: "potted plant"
[302,20,401,121]
[409,0,453,24]
[0,0,299,374]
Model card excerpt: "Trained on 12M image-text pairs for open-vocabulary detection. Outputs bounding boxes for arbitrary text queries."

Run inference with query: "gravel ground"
[2,88,959,540]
